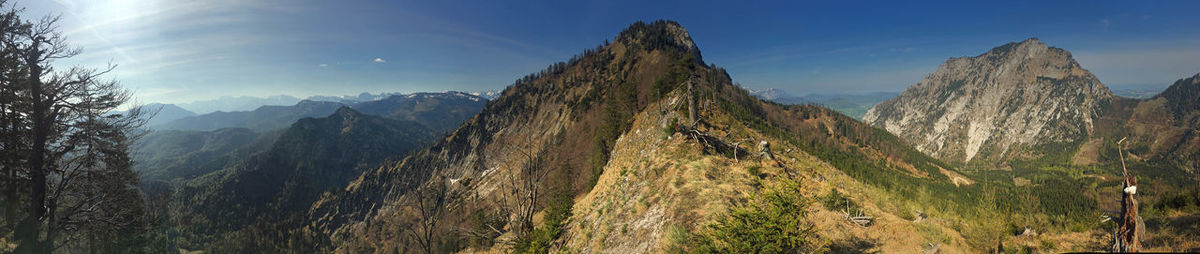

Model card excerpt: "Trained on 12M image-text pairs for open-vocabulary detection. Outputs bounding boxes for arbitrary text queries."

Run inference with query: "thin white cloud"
[384,7,561,58]
[373,58,386,63]
[318,63,328,67]
[17,0,310,105]
[129,55,231,74]
[36,0,271,74]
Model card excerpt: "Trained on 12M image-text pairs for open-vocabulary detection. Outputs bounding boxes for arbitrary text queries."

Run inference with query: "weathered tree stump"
[1113,137,1142,252]
[758,140,774,160]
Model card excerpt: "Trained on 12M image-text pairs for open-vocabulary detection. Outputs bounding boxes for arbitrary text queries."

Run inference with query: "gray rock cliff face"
[864,38,1113,163]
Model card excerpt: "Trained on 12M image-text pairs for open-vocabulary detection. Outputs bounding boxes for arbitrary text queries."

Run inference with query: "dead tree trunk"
[1113,137,1141,252]
[687,75,697,127]
[22,37,50,253]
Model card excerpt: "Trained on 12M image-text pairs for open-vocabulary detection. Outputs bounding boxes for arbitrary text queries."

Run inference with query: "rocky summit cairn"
[863,38,1114,163]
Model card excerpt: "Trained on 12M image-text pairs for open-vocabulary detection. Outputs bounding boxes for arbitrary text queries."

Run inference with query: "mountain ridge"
[1152,72,1200,126]
[172,107,437,249]
[176,94,303,114]
[750,89,899,119]
[154,91,487,132]
[293,20,997,253]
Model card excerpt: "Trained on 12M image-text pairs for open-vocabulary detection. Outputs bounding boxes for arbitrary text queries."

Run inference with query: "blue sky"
[25,0,1200,104]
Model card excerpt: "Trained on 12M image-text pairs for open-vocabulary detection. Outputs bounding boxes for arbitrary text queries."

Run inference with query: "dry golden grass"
[560,89,993,253]
[789,149,974,253]
[1071,138,1104,166]
[1142,214,1200,252]
[937,165,975,187]
[564,91,763,253]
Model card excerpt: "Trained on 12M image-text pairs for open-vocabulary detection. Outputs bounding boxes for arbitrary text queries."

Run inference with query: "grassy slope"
[564,83,976,253]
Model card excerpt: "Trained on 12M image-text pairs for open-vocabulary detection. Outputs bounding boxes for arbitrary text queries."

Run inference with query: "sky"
[23,0,1200,104]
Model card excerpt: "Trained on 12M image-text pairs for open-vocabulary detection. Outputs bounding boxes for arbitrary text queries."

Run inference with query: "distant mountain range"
[172,91,502,114]
[469,90,501,100]
[351,92,489,131]
[129,89,489,251]
[117,103,198,126]
[748,88,898,119]
[154,100,346,131]
[132,91,488,184]
[150,91,488,132]
[1110,86,1169,99]
[305,92,404,104]
[153,107,438,248]
[176,95,303,114]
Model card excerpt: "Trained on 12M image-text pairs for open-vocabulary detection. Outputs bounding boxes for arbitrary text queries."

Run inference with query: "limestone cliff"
[863,38,1114,164]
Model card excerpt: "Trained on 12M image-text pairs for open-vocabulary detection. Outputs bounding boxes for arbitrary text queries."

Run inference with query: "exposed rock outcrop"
[864,38,1114,164]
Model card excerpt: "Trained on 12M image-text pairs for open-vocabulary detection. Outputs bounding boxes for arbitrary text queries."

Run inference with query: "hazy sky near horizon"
[25,0,1200,104]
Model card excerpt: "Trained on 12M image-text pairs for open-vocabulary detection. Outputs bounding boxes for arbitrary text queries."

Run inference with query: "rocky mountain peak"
[984,37,1045,55]
[940,38,1089,87]
[332,106,362,122]
[1155,72,1200,99]
[1152,72,1200,125]
[864,39,1113,164]
[1162,72,1200,95]
[614,20,703,62]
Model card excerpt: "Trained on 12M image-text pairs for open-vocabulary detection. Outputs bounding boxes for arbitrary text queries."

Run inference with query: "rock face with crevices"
[863,38,1113,164]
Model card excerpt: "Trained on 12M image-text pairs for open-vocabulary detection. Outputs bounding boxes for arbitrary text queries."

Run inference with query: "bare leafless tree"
[460,179,507,248]
[405,179,447,254]
[497,131,551,243]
